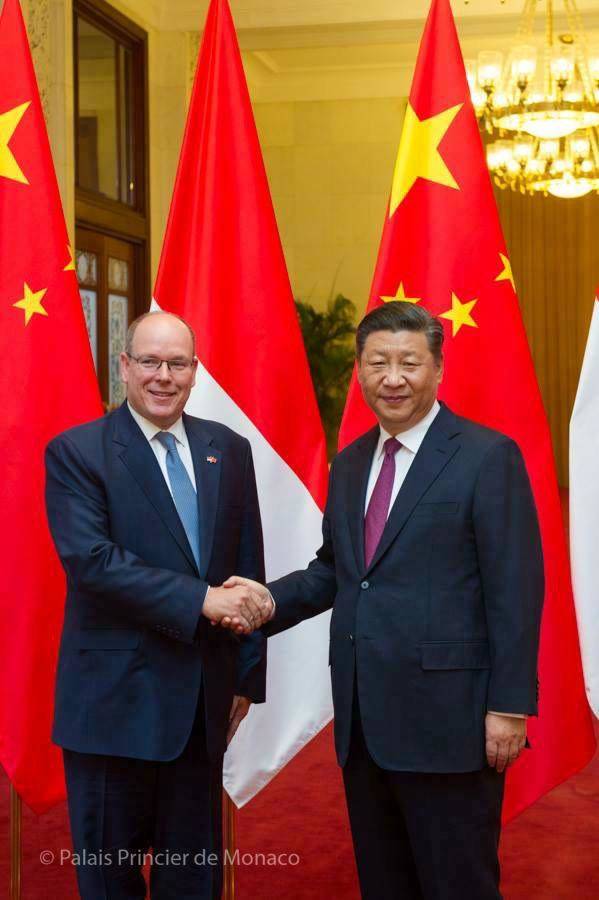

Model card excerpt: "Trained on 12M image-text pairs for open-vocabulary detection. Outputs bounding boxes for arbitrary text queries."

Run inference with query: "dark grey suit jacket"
[46,402,266,763]
[265,403,543,772]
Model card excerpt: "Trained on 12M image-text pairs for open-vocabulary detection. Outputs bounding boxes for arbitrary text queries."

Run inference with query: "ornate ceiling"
[116,0,599,102]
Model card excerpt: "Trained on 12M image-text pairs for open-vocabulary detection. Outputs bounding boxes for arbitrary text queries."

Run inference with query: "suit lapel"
[184,414,222,580]
[365,405,461,574]
[113,404,198,572]
[345,427,380,574]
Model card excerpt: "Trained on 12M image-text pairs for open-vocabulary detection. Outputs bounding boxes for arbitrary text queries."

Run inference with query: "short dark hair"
[125,311,196,357]
[356,302,444,363]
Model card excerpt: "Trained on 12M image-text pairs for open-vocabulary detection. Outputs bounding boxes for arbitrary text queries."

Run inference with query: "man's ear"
[437,356,444,384]
[120,352,130,384]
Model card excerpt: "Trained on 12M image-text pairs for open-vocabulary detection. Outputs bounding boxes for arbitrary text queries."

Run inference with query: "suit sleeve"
[473,437,544,715]
[45,434,207,644]
[234,440,267,703]
[263,462,338,637]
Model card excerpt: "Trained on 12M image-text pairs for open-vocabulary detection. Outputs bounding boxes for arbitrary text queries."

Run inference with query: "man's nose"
[155,361,172,380]
[384,366,405,386]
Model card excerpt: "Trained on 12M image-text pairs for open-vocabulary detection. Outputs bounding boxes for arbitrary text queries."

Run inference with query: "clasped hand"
[202,576,273,635]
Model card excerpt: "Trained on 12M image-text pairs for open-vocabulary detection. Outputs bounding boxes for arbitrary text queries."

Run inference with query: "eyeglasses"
[126,353,195,373]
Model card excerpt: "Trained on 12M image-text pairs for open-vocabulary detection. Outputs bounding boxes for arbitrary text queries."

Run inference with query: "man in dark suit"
[225,302,544,899]
[45,310,271,900]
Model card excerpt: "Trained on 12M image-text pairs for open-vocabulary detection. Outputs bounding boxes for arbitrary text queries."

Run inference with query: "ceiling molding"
[244,60,416,104]
[155,0,599,41]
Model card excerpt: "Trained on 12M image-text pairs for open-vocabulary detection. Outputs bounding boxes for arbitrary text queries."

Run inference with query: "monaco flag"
[153,0,331,805]
[0,0,102,811]
[339,0,596,820]
[570,296,599,718]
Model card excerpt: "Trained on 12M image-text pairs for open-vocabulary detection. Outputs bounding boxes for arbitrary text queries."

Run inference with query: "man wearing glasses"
[45,310,271,899]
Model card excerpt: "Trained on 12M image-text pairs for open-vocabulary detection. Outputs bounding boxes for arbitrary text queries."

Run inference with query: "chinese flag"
[339,0,596,820]
[0,0,102,812]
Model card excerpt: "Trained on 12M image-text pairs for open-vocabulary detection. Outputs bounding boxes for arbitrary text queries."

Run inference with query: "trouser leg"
[150,702,224,900]
[63,748,155,900]
[386,767,505,900]
[342,701,423,900]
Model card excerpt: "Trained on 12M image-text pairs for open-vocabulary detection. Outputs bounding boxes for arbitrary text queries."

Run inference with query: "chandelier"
[466,0,599,198]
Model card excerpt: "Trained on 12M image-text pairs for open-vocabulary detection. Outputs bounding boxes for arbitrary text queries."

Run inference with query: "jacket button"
[349,633,354,643]
[361,580,370,590]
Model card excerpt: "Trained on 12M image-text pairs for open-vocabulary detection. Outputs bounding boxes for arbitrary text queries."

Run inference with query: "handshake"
[202,576,274,635]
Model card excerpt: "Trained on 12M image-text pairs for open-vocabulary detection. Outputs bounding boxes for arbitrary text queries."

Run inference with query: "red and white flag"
[153,0,331,804]
[570,296,599,718]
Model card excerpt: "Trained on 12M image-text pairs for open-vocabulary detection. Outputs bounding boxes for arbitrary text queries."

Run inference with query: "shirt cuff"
[266,589,276,620]
[194,585,210,640]
[488,711,527,719]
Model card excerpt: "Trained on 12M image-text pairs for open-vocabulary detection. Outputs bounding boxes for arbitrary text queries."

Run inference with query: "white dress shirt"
[127,402,197,496]
[364,400,440,516]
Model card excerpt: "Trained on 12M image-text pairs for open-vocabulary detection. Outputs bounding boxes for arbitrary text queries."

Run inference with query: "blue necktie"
[156,431,201,570]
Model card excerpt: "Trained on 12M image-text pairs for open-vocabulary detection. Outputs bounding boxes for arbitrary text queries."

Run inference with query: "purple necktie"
[364,437,401,568]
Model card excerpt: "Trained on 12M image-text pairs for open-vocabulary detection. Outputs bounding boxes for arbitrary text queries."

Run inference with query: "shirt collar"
[127,402,188,448]
[375,399,441,458]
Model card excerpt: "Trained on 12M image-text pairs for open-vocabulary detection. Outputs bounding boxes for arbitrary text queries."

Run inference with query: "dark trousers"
[343,700,505,900]
[63,698,223,900]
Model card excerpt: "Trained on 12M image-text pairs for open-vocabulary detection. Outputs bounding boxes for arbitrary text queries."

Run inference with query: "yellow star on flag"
[495,253,516,292]
[440,292,478,337]
[381,282,421,304]
[389,101,462,216]
[0,101,31,185]
[64,244,76,272]
[13,282,48,325]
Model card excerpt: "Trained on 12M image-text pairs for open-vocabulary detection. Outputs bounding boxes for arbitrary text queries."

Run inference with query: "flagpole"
[9,784,22,900]
[223,790,236,899]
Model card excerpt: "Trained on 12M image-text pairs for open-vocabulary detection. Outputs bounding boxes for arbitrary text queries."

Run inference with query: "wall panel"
[496,188,599,485]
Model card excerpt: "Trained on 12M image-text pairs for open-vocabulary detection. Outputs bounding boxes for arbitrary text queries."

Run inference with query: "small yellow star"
[13,282,48,325]
[0,102,31,184]
[64,245,76,272]
[381,283,421,304]
[495,253,515,292]
[389,101,462,216]
[440,292,478,337]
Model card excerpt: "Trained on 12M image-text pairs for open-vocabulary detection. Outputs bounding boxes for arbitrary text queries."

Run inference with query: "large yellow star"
[495,253,516,292]
[440,292,478,337]
[381,282,421,304]
[13,282,48,325]
[389,101,462,216]
[0,102,31,185]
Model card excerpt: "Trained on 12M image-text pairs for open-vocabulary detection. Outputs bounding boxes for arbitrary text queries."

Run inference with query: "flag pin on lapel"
[206,455,218,464]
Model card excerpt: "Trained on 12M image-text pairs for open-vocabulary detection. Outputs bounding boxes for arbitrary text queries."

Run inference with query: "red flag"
[154,0,331,805]
[0,0,102,812]
[339,0,595,820]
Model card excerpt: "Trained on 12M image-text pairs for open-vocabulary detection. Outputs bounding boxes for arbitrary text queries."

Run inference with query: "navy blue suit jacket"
[45,402,266,763]
[265,404,544,772]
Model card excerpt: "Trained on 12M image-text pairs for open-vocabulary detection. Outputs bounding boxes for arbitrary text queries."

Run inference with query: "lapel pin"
[206,455,218,464]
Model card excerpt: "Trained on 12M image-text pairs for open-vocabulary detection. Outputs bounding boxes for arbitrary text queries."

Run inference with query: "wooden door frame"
[74,0,150,320]
[75,227,139,401]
